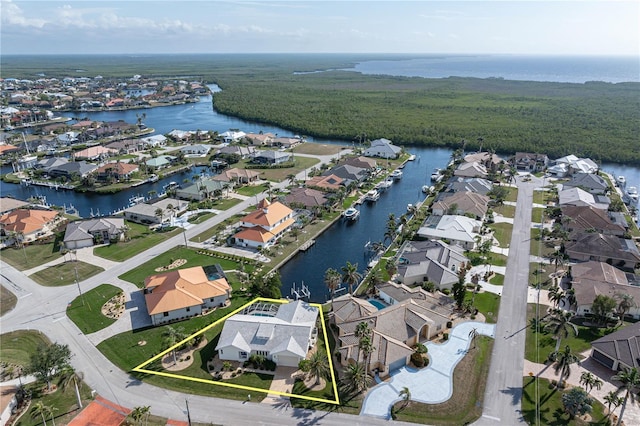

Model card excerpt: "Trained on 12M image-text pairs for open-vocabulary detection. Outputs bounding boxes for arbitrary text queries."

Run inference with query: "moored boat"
[617,176,626,188]
[627,186,638,203]
[422,185,433,194]
[390,169,403,179]
[430,168,442,182]
[408,154,416,161]
[364,189,380,202]
[344,207,360,220]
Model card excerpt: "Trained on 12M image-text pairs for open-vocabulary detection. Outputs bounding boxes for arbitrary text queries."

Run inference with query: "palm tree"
[58,365,84,409]
[611,367,640,426]
[579,371,603,395]
[468,327,479,350]
[162,326,186,365]
[340,362,371,396]
[549,345,579,388]
[355,321,374,374]
[341,261,362,294]
[128,405,151,425]
[286,173,297,186]
[547,287,565,308]
[323,268,341,306]
[604,390,624,419]
[399,386,411,409]
[549,249,567,273]
[615,293,636,324]
[543,309,578,352]
[154,207,164,224]
[308,350,330,386]
[30,401,50,426]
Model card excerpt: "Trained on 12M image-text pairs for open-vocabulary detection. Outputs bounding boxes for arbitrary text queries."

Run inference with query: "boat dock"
[21,179,75,190]
[299,239,316,252]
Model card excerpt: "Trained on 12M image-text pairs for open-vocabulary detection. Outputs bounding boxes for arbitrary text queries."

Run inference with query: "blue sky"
[1,0,638,55]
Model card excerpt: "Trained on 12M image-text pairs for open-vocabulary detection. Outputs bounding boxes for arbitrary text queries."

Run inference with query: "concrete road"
[475,175,539,425]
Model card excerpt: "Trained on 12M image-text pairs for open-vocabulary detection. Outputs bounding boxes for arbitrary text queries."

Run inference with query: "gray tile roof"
[592,323,640,369]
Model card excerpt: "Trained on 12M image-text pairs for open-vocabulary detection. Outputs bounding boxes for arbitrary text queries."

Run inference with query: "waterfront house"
[73,146,117,161]
[105,139,145,155]
[561,173,609,195]
[559,187,610,210]
[179,144,212,157]
[144,265,231,326]
[215,145,256,159]
[463,152,504,172]
[323,164,368,186]
[284,187,329,210]
[0,208,63,244]
[139,134,167,147]
[232,199,295,249]
[63,217,125,249]
[145,155,176,170]
[554,155,598,175]
[0,197,29,215]
[167,129,193,143]
[273,136,301,148]
[123,198,187,225]
[332,291,451,377]
[560,206,626,237]
[94,162,139,182]
[305,174,344,192]
[591,323,640,371]
[394,240,468,290]
[219,130,247,143]
[417,215,483,250]
[48,161,97,180]
[431,191,490,220]
[565,234,640,270]
[175,180,228,201]
[510,152,549,172]
[339,156,378,171]
[245,132,275,146]
[444,177,493,196]
[453,161,488,179]
[363,138,402,159]
[216,300,318,367]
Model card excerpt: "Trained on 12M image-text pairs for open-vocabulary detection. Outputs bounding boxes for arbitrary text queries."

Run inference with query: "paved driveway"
[361,321,496,419]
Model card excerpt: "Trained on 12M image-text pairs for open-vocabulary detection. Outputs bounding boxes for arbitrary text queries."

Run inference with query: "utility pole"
[74,265,85,306]
[185,398,192,426]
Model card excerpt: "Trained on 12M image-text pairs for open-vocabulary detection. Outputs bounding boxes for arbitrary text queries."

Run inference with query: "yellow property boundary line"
[133,297,340,405]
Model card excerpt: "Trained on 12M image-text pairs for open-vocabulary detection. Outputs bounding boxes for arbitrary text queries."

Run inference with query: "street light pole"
[74,265,84,306]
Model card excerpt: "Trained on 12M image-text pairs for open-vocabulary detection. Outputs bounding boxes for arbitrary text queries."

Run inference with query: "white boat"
[617,176,626,187]
[407,204,416,212]
[430,168,442,181]
[408,154,416,161]
[390,169,403,180]
[344,207,360,220]
[627,186,638,202]
[422,185,433,194]
[364,189,380,202]
[163,181,179,191]
[128,195,146,207]
[377,179,393,190]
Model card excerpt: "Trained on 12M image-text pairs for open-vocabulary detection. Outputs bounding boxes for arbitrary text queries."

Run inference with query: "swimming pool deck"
[360,321,496,419]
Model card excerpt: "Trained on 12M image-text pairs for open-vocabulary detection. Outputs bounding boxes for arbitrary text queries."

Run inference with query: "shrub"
[442,288,451,295]
[443,333,449,341]
[446,321,453,328]
[411,352,426,367]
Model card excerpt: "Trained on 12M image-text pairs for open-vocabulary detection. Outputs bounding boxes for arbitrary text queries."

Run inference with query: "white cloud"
[1,0,47,28]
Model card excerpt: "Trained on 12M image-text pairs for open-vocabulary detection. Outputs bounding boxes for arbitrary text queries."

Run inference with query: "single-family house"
[363,138,402,159]
[324,164,368,186]
[47,161,97,179]
[73,146,117,161]
[167,129,193,143]
[219,130,246,143]
[417,215,483,250]
[179,144,212,156]
[123,198,187,225]
[394,240,468,290]
[332,291,451,377]
[216,300,319,367]
[340,156,378,171]
[560,206,626,237]
[215,145,256,159]
[273,136,301,148]
[511,152,549,172]
[565,234,640,270]
[444,177,493,196]
[175,180,228,201]
[547,162,570,178]
[251,150,292,165]
[0,197,29,215]
[145,155,176,170]
[94,162,139,182]
[561,173,609,195]
[454,161,488,179]
[140,134,167,147]
[63,217,125,249]
[245,132,275,146]
[463,152,503,172]
[591,323,640,371]
[554,155,599,175]
[144,265,231,326]
[431,191,490,219]
[213,168,260,185]
[559,187,610,210]
[0,208,63,244]
[284,187,329,210]
[232,199,295,249]
[306,174,344,192]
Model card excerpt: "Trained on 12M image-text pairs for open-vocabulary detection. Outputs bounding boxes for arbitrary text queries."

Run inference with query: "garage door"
[277,355,300,367]
[389,357,406,373]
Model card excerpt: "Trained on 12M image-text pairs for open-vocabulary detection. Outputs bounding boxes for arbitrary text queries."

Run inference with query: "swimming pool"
[368,299,387,310]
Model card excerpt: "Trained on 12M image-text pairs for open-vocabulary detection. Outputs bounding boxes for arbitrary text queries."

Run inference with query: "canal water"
[2,85,640,303]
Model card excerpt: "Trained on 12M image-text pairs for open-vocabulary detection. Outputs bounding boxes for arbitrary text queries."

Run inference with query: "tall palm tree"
[355,321,374,374]
[579,371,603,395]
[162,326,186,365]
[549,249,567,273]
[30,401,50,426]
[341,261,362,295]
[323,268,341,305]
[550,345,579,388]
[58,365,84,409]
[611,367,640,426]
[543,309,578,352]
[547,287,565,308]
[604,390,623,419]
[340,362,371,396]
[615,293,636,324]
[308,349,330,386]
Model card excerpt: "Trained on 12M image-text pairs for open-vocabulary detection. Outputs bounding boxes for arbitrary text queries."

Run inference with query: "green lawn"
[236,185,267,197]
[504,187,518,202]
[66,284,122,334]
[489,273,504,286]
[492,203,516,218]
[0,330,51,366]
[208,197,243,210]
[532,191,548,205]
[118,247,245,288]
[521,377,609,425]
[1,285,17,316]
[490,222,513,247]
[94,222,181,262]
[532,207,546,222]
[0,242,63,271]
[29,261,105,287]
[524,304,614,363]
[392,336,494,425]
[530,228,557,259]
[469,292,500,324]
[191,214,244,243]
[530,262,554,289]
[187,212,215,224]
[15,380,94,426]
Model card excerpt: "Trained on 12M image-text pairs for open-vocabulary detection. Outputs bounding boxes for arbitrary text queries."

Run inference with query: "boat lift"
[291,281,311,300]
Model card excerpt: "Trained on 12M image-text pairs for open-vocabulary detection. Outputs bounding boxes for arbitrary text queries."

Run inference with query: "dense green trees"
[28,342,72,391]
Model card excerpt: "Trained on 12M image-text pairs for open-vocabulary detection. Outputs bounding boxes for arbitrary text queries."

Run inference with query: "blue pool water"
[368,299,387,310]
